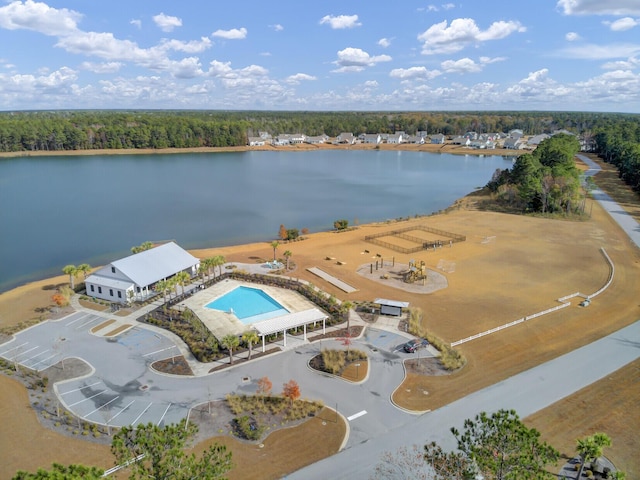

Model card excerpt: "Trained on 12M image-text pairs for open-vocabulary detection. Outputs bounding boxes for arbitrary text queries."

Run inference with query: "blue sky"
[1,0,639,112]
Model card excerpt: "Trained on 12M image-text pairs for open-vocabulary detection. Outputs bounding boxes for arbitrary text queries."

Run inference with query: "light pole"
[355,363,360,380]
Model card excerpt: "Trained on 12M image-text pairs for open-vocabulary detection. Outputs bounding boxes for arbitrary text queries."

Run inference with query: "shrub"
[233,415,264,441]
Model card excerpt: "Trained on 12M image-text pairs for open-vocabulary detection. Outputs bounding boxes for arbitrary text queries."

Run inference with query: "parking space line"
[143,345,177,357]
[65,313,92,326]
[31,354,58,371]
[75,316,101,330]
[24,349,50,363]
[0,341,29,357]
[12,345,39,359]
[131,403,153,425]
[158,403,172,425]
[108,400,135,423]
[68,390,106,407]
[59,381,102,396]
[83,396,120,419]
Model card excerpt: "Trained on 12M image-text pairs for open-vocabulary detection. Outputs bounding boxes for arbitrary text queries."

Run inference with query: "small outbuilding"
[374,298,410,316]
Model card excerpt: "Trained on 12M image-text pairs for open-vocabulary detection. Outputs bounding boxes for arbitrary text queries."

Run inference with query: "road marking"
[131,403,153,425]
[143,345,177,357]
[83,396,120,419]
[24,349,50,362]
[75,316,101,330]
[0,341,29,357]
[66,313,92,326]
[108,400,135,423]
[31,353,58,370]
[68,390,106,407]
[59,381,102,396]
[347,410,367,421]
[158,403,172,425]
[12,345,39,359]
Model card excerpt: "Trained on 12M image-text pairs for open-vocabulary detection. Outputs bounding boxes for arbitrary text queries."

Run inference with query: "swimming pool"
[204,286,289,324]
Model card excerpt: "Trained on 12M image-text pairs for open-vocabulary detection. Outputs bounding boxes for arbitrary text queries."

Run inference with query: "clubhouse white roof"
[252,308,328,336]
[89,242,199,288]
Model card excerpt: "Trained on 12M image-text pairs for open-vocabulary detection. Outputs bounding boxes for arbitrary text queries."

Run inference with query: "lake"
[0,149,512,292]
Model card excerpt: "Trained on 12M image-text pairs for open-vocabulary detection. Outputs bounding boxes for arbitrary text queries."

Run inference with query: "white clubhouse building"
[85,242,200,304]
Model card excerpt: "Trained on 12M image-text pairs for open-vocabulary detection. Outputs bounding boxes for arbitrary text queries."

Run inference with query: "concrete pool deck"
[182,278,321,338]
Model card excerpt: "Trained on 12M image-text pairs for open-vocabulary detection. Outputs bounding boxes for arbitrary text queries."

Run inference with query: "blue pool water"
[205,286,289,324]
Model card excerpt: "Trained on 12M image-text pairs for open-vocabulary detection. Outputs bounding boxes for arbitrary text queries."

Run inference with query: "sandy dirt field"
[1,154,638,477]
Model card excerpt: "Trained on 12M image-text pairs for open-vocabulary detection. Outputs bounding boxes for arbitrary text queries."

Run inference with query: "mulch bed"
[307,325,363,341]
[152,356,194,376]
[404,357,454,376]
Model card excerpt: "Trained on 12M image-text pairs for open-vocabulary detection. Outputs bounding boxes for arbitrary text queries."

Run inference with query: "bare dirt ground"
[1,154,638,478]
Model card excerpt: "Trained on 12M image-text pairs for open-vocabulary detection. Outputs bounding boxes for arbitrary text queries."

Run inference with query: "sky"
[0,0,639,112]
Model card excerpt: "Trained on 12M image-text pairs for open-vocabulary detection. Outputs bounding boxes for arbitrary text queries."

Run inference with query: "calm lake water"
[0,150,512,293]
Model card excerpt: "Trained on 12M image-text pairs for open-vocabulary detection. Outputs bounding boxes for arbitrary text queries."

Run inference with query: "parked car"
[403,339,429,353]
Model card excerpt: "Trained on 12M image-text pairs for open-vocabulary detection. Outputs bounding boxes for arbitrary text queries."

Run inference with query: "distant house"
[248,136,265,147]
[85,242,200,304]
[336,132,356,144]
[503,138,525,149]
[387,132,404,144]
[527,134,550,146]
[508,129,524,139]
[452,136,471,146]
[363,133,382,144]
[430,133,445,144]
[407,135,425,144]
[305,135,328,144]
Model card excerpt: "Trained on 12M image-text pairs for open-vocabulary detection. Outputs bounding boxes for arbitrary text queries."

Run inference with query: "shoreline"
[0,142,521,159]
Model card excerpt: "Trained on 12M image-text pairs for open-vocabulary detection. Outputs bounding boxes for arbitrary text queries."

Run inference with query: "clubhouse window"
[111,266,116,273]
[109,289,113,297]
[117,291,122,299]
[98,286,102,294]
[90,285,94,292]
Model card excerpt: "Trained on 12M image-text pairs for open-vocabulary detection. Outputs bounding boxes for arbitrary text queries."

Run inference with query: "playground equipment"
[403,259,427,284]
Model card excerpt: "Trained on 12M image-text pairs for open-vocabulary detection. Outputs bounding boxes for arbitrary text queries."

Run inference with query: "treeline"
[487,133,583,214]
[593,121,640,193]
[0,109,638,153]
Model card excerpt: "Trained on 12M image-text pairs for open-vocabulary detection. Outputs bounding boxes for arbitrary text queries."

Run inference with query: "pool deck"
[182,278,320,339]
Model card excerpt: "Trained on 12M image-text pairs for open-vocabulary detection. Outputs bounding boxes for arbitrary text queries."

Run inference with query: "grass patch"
[407,307,465,371]
[103,324,131,337]
[90,319,116,333]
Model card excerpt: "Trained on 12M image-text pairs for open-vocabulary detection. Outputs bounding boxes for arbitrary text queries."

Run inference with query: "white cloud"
[378,37,391,48]
[418,18,526,55]
[480,56,506,64]
[1,66,77,94]
[441,58,482,73]
[442,3,455,10]
[566,31,581,41]
[0,0,80,36]
[557,0,640,16]
[130,19,141,29]
[168,57,202,79]
[285,73,317,84]
[560,42,640,59]
[319,14,361,29]
[389,66,441,80]
[601,57,640,70]
[363,80,378,88]
[332,47,392,72]
[212,27,247,40]
[270,24,283,32]
[152,13,182,33]
[604,17,639,31]
[160,37,212,53]
[80,61,123,74]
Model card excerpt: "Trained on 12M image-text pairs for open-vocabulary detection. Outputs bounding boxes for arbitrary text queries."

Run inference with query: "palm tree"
[212,255,225,278]
[77,263,91,279]
[270,241,280,261]
[283,250,292,270]
[221,334,240,365]
[340,300,355,332]
[174,271,191,296]
[62,265,78,289]
[155,279,169,303]
[242,330,260,360]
